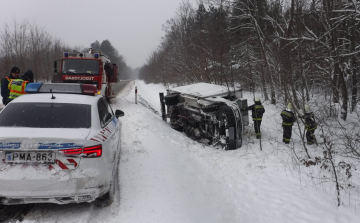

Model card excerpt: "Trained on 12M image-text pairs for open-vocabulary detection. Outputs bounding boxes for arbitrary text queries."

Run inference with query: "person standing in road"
[1,66,20,105]
[243,97,265,139]
[300,104,317,145]
[7,70,33,104]
[281,103,296,144]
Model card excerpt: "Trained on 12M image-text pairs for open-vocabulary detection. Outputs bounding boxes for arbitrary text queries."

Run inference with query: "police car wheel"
[94,157,119,207]
[94,181,116,207]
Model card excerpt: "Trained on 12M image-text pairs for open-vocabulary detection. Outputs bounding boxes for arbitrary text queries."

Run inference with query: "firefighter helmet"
[305,104,311,112]
[254,97,260,102]
[287,103,293,110]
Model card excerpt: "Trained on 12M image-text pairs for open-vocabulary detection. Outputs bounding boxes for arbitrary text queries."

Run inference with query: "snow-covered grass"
[117,80,358,222]
[20,80,359,222]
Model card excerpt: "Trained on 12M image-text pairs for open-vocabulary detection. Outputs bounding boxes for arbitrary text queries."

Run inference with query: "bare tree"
[0,19,67,81]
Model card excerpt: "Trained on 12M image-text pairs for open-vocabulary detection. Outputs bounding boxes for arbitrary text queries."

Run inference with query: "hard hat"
[287,103,293,110]
[305,104,311,112]
[254,97,260,102]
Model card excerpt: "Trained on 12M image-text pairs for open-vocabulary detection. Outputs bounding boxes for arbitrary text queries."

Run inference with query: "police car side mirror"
[115,110,124,118]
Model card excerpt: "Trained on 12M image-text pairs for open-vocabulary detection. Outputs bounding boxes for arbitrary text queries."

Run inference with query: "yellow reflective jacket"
[8,79,28,100]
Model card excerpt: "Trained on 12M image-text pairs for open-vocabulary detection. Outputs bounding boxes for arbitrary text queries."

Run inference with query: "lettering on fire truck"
[64,76,95,81]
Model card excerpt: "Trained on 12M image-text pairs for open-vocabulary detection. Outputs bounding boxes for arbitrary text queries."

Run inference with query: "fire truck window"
[62,59,99,75]
[105,63,113,78]
[104,63,111,70]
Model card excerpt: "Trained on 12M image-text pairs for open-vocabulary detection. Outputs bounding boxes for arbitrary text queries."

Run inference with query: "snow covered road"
[117,84,239,223]
[19,80,358,223]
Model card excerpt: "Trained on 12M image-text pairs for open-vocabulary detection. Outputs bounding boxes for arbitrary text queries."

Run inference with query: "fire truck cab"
[53,51,118,101]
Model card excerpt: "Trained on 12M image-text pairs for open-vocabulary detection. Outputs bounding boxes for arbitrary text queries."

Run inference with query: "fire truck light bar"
[94,53,99,58]
[64,52,69,57]
[25,83,98,95]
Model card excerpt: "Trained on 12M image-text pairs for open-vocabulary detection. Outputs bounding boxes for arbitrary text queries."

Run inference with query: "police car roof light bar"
[40,83,82,94]
[25,83,87,94]
[25,83,43,93]
[25,83,97,95]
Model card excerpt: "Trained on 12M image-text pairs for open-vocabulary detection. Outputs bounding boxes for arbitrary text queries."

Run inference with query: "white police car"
[0,83,124,206]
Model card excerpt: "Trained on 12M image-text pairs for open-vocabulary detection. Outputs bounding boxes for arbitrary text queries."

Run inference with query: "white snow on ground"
[21,80,359,223]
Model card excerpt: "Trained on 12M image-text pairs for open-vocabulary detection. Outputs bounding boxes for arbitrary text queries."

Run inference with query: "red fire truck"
[53,50,118,101]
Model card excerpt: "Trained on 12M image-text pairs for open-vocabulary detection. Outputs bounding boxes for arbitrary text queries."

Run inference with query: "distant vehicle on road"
[53,50,118,102]
[0,83,124,206]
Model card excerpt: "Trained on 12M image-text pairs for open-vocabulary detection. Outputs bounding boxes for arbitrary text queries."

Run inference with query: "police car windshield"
[0,103,91,128]
[62,59,99,75]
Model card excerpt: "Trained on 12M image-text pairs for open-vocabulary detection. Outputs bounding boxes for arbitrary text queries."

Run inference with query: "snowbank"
[123,80,359,223]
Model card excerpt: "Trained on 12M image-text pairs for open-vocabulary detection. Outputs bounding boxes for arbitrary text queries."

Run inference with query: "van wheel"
[236,121,243,148]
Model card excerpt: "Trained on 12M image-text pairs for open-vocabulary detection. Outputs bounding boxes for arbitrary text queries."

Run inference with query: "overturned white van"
[160,83,249,150]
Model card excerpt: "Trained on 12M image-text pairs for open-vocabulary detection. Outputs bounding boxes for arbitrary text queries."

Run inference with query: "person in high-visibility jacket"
[7,70,34,104]
[281,103,296,144]
[1,66,20,105]
[243,97,265,139]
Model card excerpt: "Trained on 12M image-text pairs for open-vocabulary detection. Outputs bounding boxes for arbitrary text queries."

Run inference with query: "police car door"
[97,98,118,164]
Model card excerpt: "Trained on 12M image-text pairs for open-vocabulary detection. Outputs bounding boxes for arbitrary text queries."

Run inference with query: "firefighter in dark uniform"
[1,66,20,105]
[300,104,317,145]
[243,97,265,139]
[281,103,296,144]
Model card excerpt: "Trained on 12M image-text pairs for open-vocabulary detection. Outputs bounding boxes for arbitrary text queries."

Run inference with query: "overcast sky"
[0,0,196,69]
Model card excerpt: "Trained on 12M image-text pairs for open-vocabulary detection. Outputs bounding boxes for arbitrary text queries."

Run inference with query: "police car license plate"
[5,151,55,164]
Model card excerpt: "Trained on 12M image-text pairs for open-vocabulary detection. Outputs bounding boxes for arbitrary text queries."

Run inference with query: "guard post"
[159,92,166,121]
[135,86,137,104]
